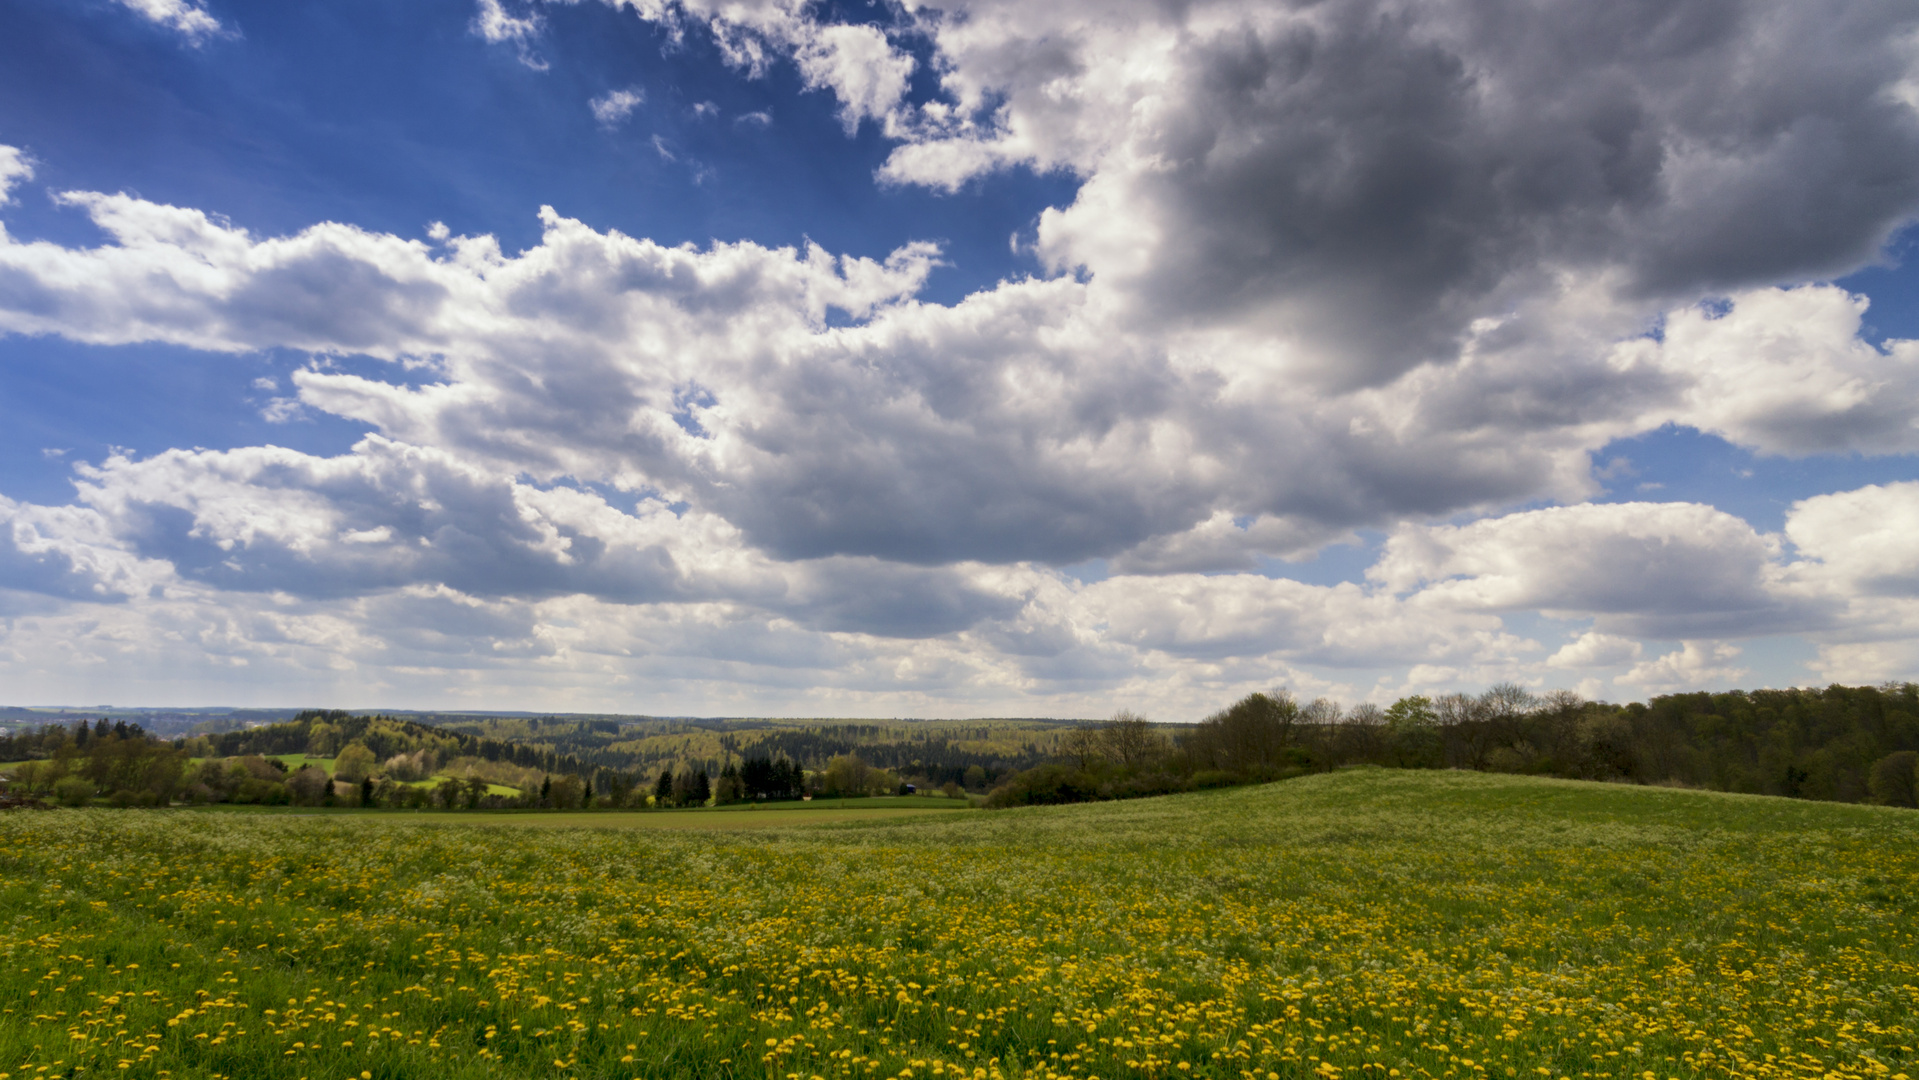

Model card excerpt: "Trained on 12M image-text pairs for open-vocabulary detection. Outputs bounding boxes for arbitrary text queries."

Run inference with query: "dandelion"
[2,771,1916,1079]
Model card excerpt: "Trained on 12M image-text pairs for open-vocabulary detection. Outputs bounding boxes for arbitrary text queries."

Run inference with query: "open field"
[260,754,336,774]
[3,769,1917,1080]
[180,795,974,830]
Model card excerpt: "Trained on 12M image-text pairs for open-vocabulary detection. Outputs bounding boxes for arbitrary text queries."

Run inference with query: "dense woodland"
[986,682,1919,807]
[4,683,1918,810]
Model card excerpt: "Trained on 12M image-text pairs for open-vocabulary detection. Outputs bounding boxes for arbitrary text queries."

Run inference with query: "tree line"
[14,682,1913,811]
[198,710,598,778]
[419,715,1059,791]
[985,682,1919,808]
[2,718,187,808]
[0,712,828,811]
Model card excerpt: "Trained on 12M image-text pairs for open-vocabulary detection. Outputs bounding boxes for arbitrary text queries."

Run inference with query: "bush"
[234,776,290,804]
[1184,769,1241,790]
[1103,771,1185,800]
[51,775,93,807]
[1485,746,1529,774]
[983,763,1100,808]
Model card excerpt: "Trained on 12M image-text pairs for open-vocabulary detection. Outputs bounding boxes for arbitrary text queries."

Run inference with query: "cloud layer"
[2,0,1919,710]
[646,0,1919,386]
[5,442,1917,712]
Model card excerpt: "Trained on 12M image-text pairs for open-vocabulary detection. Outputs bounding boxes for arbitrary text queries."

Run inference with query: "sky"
[1,0,1918,718]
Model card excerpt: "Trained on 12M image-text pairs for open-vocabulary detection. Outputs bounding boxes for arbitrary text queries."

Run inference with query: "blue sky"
[0,0,1916,716]
[0,0,1071,495]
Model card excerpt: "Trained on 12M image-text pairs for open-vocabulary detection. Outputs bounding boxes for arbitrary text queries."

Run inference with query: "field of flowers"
[2,768,1916,1080]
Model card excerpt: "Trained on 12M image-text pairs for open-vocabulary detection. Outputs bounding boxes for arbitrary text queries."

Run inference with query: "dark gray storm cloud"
[1020,0,1919,384]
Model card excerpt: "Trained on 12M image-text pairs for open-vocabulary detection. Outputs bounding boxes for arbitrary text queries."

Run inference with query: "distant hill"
[0,706,308,737]
[0,706,1090,787]
[413,714,1094,788]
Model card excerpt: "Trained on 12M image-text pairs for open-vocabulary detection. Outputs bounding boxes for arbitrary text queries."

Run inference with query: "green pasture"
[2,769,1916,1080]
[181,792,971,828]
[264,753,335,773]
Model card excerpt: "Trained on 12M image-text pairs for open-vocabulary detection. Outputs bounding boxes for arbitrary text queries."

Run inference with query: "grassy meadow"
[2,769,1916,1080]
[180,794,974,830]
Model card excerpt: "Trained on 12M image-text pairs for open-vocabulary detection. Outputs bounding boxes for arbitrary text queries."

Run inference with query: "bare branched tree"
[1100,710,1167,769]
[1061,725,1105,771]
[1301,698,1344,725]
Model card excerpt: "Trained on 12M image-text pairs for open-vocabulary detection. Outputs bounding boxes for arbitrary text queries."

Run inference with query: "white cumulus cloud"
[1547,632,1643,669]
[1369,502,1828,639]
[1620,287,1919,456]
[1619,641,1747,693]
[1786,481,1919,596]
[112,0,227,44]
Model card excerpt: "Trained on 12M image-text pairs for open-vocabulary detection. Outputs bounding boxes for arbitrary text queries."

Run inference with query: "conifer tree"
[715,762,743,804]
[654,768,674,807]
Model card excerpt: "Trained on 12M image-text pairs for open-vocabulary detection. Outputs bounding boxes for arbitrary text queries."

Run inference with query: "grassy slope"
[1,769,1915,1080]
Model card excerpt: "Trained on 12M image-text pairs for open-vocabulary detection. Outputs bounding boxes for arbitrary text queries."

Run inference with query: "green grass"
[179,799,970,829]
[264,753,335,773]
[2,769,1916,1080]
[695,794,974,812]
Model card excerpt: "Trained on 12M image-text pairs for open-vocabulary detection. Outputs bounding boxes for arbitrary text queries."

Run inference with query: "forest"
[986,681,1919,807]
[3,682,1917,810]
